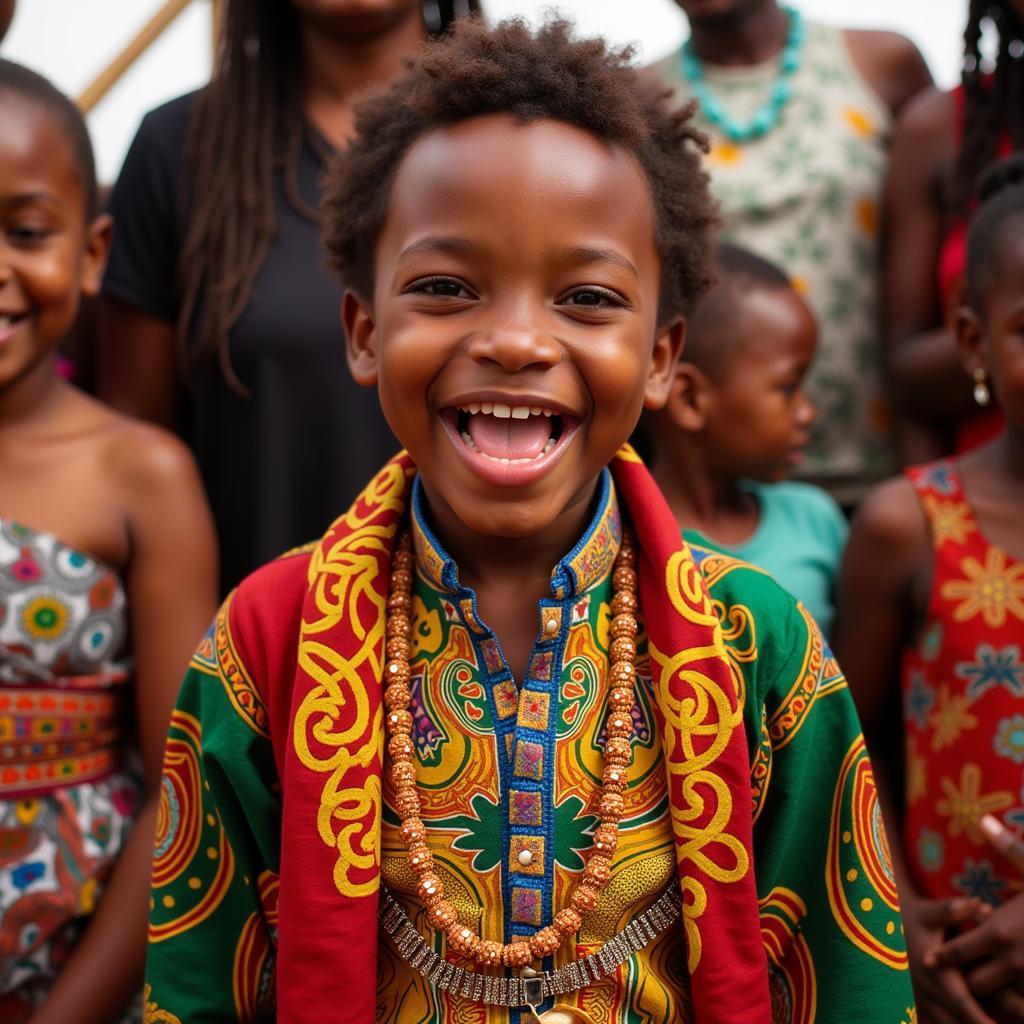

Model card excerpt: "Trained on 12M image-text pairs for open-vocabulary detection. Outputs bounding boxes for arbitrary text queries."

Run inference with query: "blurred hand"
[905,894,995,1024]
[927,817,1024,1024]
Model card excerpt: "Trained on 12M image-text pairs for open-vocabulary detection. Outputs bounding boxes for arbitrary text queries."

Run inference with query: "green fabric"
[705,547,911,1020]
[143,613,280,1024]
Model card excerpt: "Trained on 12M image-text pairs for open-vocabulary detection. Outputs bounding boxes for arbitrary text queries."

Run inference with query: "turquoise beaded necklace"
[681,5,805,143]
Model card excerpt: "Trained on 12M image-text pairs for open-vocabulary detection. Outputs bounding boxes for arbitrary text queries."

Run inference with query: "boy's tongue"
[467,412,551,460]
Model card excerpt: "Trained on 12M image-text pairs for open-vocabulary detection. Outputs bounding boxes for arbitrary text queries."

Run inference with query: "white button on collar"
[517,848,535,867]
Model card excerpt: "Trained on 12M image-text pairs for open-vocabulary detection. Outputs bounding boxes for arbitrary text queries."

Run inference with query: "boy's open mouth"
[457,402,563,463]
[441,401,580,481]
[0,312,28,339]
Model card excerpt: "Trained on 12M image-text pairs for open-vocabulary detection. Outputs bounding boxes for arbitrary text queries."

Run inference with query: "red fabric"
[238,451,769,1023]
[938,85,1007,453]
[902,461,1024,905]
[610,453,770,1023]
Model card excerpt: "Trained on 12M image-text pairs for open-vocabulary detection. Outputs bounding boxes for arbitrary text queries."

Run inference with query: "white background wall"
[3,0,968,183]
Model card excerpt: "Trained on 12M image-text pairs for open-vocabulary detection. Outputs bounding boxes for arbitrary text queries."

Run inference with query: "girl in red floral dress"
[839,154,1024,1024]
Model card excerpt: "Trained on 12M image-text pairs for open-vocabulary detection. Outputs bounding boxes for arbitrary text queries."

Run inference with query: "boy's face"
[345,115,680,542]
[0,93,108,393]
[700,287,817,483]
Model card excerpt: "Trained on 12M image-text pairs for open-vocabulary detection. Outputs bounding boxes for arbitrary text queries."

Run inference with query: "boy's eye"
[560,287,625,308]
[7,225,51,244]
[408,276,473,299]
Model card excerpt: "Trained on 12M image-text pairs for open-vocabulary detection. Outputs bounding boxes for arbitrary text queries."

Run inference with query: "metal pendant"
[534,1006,601,1024]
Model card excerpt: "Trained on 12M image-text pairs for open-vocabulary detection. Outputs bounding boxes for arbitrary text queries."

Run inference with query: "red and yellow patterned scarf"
[276,448,771,1023]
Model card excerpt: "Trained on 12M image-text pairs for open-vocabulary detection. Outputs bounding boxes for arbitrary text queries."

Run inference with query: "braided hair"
[954,0,1024,212]
[965,153,1024,307]
[177,0,479,391]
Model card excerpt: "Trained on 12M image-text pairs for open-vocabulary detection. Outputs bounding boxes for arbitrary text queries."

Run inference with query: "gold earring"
[973,367,990,407]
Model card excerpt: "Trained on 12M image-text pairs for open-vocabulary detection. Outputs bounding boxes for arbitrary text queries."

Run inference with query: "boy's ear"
[342,289,380,387]
[80,214,112,298]
[664,362,711,432]
[955,304,988,379]
[643,318,686,410]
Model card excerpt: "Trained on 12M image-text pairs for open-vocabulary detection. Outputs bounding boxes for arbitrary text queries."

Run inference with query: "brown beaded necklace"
[383,527,639,970]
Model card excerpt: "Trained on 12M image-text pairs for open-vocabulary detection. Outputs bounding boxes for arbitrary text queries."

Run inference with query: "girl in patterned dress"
[839,157,1024,1024]
[0,63,217,1021]
[885,0,1024,466]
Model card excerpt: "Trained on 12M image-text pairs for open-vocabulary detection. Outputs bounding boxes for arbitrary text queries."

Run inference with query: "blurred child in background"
[644,244,847,637]
[0,62,216,1023]
[840,156,1024,1024]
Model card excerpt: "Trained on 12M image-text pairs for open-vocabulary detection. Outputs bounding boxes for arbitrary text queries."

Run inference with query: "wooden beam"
[211,0,224,51]
[77,0,194,114]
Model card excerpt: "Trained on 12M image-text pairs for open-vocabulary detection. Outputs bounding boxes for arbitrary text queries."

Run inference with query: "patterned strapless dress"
[0,519,141,1022]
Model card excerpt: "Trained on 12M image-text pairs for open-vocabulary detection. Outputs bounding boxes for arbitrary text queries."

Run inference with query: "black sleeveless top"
[104,93,398,593]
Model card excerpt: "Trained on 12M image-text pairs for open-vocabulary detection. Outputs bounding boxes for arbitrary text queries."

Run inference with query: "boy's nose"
[795,391,816,426]
[467,326,561,372]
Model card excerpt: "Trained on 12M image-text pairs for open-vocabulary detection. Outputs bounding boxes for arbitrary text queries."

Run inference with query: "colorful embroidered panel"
[0,519,136,1015]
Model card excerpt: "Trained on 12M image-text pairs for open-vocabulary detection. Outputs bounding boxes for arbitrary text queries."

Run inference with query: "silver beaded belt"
[379,883,682,1009]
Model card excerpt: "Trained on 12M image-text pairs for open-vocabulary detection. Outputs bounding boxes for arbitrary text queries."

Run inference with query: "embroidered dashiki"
[143,452,914,1024]
[902,461,1024,907]
[654,22,894,504]
[0,520,141,1023]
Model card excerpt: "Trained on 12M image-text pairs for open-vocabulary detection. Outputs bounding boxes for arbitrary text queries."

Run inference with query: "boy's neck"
[651,440,760,545]
[687,1,788,66]
[417,477,605,686]
[418,478,601,598]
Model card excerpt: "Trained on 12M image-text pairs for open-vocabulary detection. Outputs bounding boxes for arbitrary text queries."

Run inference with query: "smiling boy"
[144,19,914,1024]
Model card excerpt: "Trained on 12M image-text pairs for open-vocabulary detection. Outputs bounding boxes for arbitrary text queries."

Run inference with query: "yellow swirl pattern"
[649,549,749,973]
[143,985,183,1024]
[292,458,414,898]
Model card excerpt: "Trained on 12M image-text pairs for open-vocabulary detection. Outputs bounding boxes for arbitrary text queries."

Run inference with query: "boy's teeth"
[457,403,558,418]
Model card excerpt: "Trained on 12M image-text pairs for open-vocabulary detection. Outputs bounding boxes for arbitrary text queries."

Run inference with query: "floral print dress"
[654,22,893,504]
[0,519,140,1022]
[902,462,1024,906]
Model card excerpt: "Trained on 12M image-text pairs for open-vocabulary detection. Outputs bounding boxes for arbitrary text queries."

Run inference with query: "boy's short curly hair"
[323,17,717,323]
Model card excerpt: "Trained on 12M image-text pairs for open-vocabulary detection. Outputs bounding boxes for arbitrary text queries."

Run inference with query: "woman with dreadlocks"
[885,0,1023,466]
[99,0,478,594]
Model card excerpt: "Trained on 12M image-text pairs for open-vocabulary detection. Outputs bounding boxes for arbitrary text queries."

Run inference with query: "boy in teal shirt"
[644,245,848,636]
